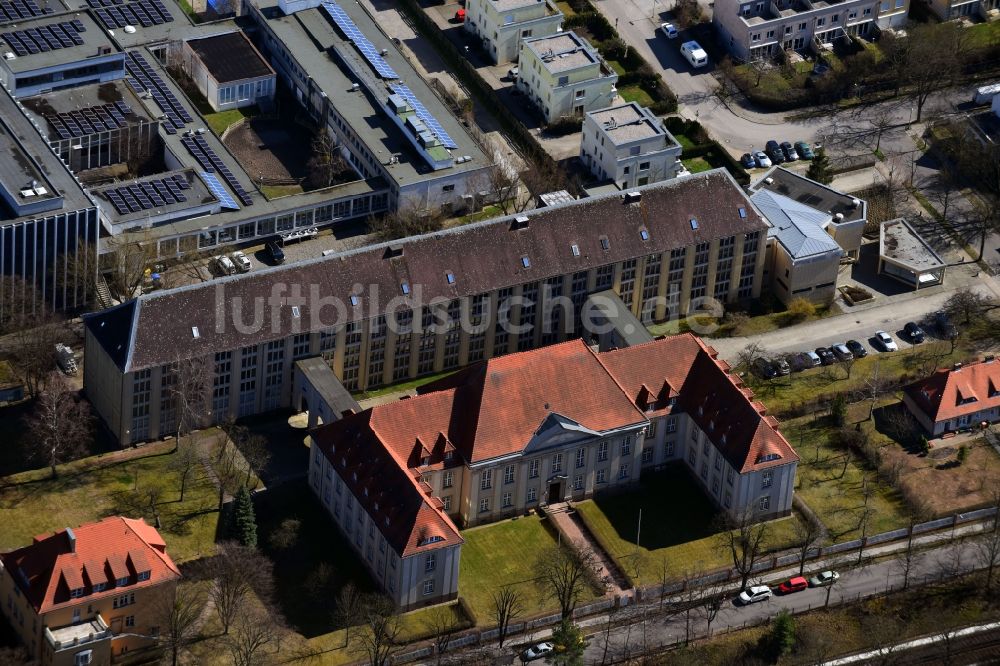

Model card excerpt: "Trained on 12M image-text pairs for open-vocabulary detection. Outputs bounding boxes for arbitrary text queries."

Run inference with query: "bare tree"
[333,581,363,649]
[208,543,276,635]
[903,23,967,122]
[735,341,768,375]
[307,130,354,190]
[490,584,524,650]
[536,542,602,619]
[101,234,157,302]
[227,603,286,666]
[169,435,200,502]
[427,605,458,665]
[896,514,926,591]
[162,355,213,452]
[156,583,205,666]
[211,430,245,512]
[865,358,886,420]
[657,555,672,611]
[715,503,770,592]
[238,433,270,489]
[794,518,823,576]
[944,288,997,327]
[368,206,444,242]
[5,303,64,398]
[351,594,402,666]
[24,375,94,478]
[697,584,726,637]
[482,146,526,215]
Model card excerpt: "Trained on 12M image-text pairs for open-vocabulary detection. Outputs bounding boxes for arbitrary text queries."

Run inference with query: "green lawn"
[261,184,304,199]
[674,133,699,151]
[353,369,458,401]
[965,20,1000,50]
[682,157,713,173]
[784,412,909,541]
[555,0,577,17]
[618,84,655,107]
[607,59,626,77]
[456,204,503,226]
[745,341,972,417]
[575,466,805,587]
[0,439,220,562]
[204,106,257,135]
[459,513,598,624]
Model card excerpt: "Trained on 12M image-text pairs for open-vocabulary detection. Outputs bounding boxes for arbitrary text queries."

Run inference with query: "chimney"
[65,527,76,553]
[953,362,963,371]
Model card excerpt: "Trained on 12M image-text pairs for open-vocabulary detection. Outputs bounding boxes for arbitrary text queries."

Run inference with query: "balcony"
[45,614,112,652]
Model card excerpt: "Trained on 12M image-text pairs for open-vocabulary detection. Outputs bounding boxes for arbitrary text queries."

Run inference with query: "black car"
[753,357,778,379]
[741,152,756,168]
[935,311,958,339]
[780,141,799,161]
[904,321,925,343]
[846,339,868,358]
[266,239,285,264]
[765,140,786,164]
[815,347,836,365]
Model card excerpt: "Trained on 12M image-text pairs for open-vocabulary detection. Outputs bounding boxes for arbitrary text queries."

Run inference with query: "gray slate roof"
[751,189,844,260]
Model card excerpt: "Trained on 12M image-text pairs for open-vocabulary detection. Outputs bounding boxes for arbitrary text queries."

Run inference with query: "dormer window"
[445,271,455,285]
[445,450,453,461]
[690,218,699,230]
[421,456,430,466]
[374,501,380,511]
[738,207,747,218]
[384,517,390,526]
[363,487,369,497]
[116,577,129,587]
[136,571,150,582]
[69,588,85,599]
[93,582,107,592]
[401,281,410,295]
[756,453,781,464]
[352,472,358,481]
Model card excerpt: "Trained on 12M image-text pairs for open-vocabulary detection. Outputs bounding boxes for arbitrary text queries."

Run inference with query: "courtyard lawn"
[618,84,655,107]
[785,410,909,540]
[0,439,220,562]
[682,157,713,174]
[204,106,257,135]
[459,513,598,624]
[575,466,804,587]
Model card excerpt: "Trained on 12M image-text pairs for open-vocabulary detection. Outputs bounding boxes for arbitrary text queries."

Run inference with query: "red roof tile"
[904,359,1000,423]
[0,517,181,614]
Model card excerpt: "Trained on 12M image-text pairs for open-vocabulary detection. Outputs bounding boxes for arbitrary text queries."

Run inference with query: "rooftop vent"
[624,191,642,204]
[384,244,404,259]
[571,243,580,257]
[764,177,774,185]
[690,218,699,230]
[953,362,963,371]
[511,215,530,230]
[351,82,360,91]
[850,197,861,208]
[2,52,14,60]
[191,326,200,339]
[834,212,844,221]
[985,355,996,363]
[445,271,455,285]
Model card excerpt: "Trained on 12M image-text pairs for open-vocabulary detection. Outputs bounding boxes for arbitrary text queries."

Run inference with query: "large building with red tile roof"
[0,517,181,666]
[308,333,798,608]
[902,357,1000,436]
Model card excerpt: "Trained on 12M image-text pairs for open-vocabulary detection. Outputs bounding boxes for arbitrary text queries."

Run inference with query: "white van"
[680,40,708,68]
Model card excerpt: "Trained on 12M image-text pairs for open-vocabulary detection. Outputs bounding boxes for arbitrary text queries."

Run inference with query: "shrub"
[919,436,930,456]
[831,394,848,428]
[785,297,817,323]
[957,445,968,465]
[545,115,582,136]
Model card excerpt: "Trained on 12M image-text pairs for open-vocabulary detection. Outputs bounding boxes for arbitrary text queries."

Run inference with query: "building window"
[597,442,608,462]
[442,496,452,511]
[502,492,512,508]
[504,465,515,484]
[618,464,629,480]
[759,496,771,512]
[762,470,773,488]
[423,580,435,596]
[724,491,732,508]
[597,469,607,484]
[664,441,674,457]
[480,470,493,490]
[479,498,490,513]
[666,416,677,433]
[425,553,436,573]
[641,448,653,464]
[527,487,537,503]
[621,437,632,456]
[443,471,453,488]
[74,651,93,666]
[573,474,583,490]
[552,453,562,473]
[727,467,735,486]
[529,459,539,479]
[576,448,586,468]
[688,447,696,465]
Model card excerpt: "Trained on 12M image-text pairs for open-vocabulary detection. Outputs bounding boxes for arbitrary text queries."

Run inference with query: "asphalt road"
[581,536,983,664]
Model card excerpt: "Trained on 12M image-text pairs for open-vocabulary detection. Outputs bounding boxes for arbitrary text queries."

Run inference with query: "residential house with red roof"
[902,357,1000,436]
[0,517,181,666]
[308,333,798,608]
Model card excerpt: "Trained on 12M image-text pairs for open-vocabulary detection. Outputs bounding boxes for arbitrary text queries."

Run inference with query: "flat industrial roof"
[62,0,194,49]
[880,218,946,271]
[0,11,116,74]
[588,102,675,145]
[751,166,866,224]
[186,31,274,84]
[254,0,488,186]
[523,32,597,73]
[21,80,155,140]
[0,82,91,223]
[90,169,219,224]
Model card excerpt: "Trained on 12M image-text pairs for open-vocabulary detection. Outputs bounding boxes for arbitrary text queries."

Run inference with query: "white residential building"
[581,103,683,188]
[464,0,564,64]
[517,32,618,123]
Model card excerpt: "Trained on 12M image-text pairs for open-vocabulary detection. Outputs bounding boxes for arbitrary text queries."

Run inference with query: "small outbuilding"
[878,218,947,290]
[182,31,276,112]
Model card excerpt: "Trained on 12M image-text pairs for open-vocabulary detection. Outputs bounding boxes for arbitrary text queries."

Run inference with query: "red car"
[776,576,808,594]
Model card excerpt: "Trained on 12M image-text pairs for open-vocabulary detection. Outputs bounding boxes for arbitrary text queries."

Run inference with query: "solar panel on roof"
[388,83,458,150]
[321,1,398,79]
[200,172,240,210]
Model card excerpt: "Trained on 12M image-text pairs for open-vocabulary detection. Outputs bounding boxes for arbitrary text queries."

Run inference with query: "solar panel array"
[46,101,132,139]
[0,20,84,57]
[88,0,173,30]
[124,51,192,134]
[102,173,190,215]
[321,1,398,80]
[181,135,253,207]
[0,0,51,24]
[200,171,240,211]
[389,83,458,150]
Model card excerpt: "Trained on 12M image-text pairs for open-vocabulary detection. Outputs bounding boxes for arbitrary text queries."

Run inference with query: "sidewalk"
[547,504,629,597]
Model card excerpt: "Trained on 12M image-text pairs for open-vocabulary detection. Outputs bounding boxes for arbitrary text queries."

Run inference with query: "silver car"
[809,570,840,587]
[738,585,772,605]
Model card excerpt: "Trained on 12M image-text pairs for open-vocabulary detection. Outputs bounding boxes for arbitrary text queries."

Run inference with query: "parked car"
[230,250,252,273]
[795,141,815,160]
[507,66,519,80]
[935,311,958,339]
[804,350,822,367]
[266,239,285,264]
[809,570,840,587]
[213,255,236,276]
[787,353,807,372]
[904,321,925,343]
[660,22,678,38]
[765,140,785,164]
[753,151,772,168]
[774,357,791,376]
[846,339,868,358]
[521,642,554,662]
[780,141,799,161]
[815,347,836,365]
[753,357,778,379]
[777,576,809,594]
[738,585,773,605]
[875,330,898,352]
[741,153,756,168]
[680,40,708,67]
[831,343,853,361]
